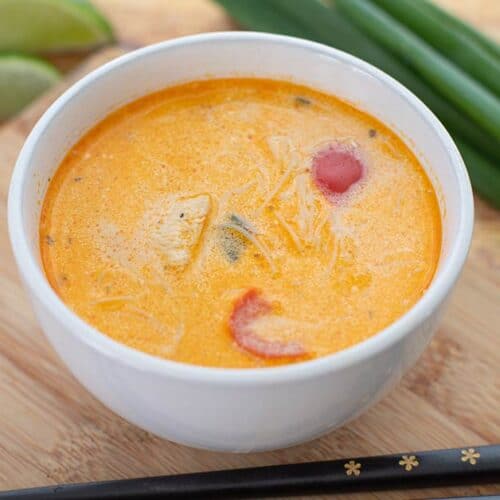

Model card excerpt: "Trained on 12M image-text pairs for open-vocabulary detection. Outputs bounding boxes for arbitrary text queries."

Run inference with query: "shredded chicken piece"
[274,210,302,251]
[153,194,211,267]
[312,209,331,248]
[295,173,318,243]
[257,162,296,213]
[257,136,304,213]
[326,237,341,274]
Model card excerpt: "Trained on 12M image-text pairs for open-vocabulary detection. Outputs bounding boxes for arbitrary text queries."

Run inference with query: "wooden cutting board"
[0,1,498,498]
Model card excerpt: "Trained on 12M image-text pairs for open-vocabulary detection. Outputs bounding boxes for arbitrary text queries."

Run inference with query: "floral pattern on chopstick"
[461,448,480,465]
[399,455,419,471]
[344,460,361,476]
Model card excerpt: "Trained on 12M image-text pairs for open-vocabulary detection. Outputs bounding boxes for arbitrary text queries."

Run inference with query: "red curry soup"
[40,78,441,368]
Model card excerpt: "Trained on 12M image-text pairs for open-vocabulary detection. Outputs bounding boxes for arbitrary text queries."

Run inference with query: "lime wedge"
[0,54,60,120]
[0,0,114,53]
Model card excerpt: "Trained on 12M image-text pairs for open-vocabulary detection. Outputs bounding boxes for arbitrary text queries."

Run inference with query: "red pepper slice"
[229,289,306,359]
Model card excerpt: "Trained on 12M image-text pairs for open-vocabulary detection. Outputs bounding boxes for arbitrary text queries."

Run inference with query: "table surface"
[0,1,498,498]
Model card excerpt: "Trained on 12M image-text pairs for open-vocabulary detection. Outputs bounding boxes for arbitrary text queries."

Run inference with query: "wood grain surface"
[0,1,498,498]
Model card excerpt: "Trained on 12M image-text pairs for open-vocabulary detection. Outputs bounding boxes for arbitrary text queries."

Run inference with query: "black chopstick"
[1,445,499,499]
[429,497,500,500]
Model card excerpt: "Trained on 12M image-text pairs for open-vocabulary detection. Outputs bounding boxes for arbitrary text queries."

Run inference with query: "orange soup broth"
[40,78,441,368]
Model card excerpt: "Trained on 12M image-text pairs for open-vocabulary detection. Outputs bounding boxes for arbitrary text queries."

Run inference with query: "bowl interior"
[10,33,472,370]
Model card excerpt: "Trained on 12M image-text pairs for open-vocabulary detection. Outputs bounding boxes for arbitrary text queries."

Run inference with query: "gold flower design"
[344,460,361,476]
[399,455,419,471]
[461,448,480,465]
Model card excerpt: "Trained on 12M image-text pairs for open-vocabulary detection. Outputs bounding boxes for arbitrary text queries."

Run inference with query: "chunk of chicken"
[153,194,211,267]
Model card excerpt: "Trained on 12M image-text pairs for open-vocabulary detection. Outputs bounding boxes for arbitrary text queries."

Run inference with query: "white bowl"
[8,32,473,452]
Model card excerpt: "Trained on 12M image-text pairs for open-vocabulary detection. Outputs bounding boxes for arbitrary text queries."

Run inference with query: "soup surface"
[40,78,441,368]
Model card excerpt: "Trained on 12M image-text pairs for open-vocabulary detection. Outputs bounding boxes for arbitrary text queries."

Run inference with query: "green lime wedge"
[0,54,60,120]
[0,0,114,53]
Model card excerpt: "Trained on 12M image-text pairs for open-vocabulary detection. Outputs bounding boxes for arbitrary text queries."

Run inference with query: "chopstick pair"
[1,445,498,499]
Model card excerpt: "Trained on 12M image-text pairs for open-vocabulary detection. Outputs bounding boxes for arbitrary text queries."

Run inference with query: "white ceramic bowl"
[8,32,473,452]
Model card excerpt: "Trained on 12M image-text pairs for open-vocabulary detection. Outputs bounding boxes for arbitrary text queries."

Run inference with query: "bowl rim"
[8,31,474,385]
